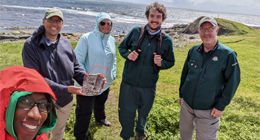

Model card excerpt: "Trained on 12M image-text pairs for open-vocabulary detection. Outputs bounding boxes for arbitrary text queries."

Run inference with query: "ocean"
[1,0,260,35]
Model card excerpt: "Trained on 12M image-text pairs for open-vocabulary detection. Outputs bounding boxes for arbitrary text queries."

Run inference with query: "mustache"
[151,21,159,24]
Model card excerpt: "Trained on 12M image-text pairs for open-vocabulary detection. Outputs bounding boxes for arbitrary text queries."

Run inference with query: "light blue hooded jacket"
[74,13,116,96]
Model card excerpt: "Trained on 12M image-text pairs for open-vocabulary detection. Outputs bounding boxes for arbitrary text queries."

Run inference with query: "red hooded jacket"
[0,66,57,140]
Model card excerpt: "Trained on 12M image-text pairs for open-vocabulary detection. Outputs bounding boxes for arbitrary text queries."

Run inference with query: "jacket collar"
[197,40,219,54]
[32,25,61,49]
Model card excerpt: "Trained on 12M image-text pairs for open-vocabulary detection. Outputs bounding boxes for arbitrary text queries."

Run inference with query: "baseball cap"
[44,7,63,20]
[198,16,217,27]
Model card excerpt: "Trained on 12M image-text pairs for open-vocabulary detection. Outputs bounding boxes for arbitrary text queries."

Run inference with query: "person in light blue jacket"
[73,12,116,140]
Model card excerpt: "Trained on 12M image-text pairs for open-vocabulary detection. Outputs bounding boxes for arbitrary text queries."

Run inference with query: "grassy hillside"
[0,25,259,140]
[215,18,259,35]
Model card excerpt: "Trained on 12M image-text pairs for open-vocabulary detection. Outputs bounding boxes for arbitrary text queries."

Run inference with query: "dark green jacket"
[118,26,175,88]
[179,41,240,111]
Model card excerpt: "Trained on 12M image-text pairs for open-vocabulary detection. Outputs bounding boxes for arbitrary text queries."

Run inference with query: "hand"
[68,86,86,96]
[127,49,141,61]
[178,98,182,105]
[153,53,162,67]
[96,73,107,88]
[211,107,223,118]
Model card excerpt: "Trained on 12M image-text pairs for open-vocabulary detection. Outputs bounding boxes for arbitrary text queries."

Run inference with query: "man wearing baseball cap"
[22,7,87,140]
[178,16,240,140]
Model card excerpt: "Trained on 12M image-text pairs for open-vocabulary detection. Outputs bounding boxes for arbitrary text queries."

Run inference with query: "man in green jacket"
[118,2,175,140]
[179,16,240,140]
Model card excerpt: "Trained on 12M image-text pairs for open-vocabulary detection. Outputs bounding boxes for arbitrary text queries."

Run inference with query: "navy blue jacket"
[22,25,85,107]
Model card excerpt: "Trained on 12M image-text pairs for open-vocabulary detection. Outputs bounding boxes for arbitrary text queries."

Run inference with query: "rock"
[189,36,196,39]
[182,16,204,34]
[4,26,37,30]
[0,31,32,42]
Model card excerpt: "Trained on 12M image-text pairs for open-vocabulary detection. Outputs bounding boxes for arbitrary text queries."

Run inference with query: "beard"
[148,22,161,32]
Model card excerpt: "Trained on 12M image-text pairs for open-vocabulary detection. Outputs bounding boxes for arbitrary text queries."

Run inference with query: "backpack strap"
[134,26,145,52]
[156,30,165,55]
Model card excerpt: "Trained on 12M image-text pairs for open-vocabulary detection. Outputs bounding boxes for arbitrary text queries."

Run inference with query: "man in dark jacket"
[118,2,175,140]
[179,16,240,140]
[22,8,87,140]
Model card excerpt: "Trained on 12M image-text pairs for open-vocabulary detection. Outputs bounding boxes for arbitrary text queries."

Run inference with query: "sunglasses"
[17,96,52,113]
[100,21,112,26]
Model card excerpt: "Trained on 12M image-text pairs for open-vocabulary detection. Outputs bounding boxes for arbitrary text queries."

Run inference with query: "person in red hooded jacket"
[0,66,57,140]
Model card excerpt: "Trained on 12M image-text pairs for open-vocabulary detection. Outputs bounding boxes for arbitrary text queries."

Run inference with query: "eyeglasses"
[17,96,52,113]
[100,21,112,26]
[199,27,216,33]
[47,18,63,25]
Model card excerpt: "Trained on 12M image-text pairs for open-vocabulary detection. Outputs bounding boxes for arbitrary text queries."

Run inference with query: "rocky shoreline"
[0,24,202,47]
[1,17,259,47]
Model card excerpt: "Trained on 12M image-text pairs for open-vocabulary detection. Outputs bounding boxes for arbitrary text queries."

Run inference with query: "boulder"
[182,16,204,34]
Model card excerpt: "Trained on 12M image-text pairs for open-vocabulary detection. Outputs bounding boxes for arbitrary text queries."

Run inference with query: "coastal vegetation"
[0,18,259,140]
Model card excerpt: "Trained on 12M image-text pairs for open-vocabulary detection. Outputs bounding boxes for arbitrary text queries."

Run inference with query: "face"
[99,19,112,34]
[14,93,48,140]
[43,16,63,41]
[147,9,164,33]
[198,22,219,47]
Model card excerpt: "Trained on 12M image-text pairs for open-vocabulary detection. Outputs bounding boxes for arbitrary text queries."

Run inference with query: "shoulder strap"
[135,26,145,52]
[135,27,165,55]
[156,30,165,55]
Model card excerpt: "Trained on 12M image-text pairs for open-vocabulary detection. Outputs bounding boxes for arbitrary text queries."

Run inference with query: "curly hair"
[145,2,167,21]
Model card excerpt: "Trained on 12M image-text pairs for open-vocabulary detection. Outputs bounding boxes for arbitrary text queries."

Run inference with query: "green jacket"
[119,26,175,88]
[179,41,240,111]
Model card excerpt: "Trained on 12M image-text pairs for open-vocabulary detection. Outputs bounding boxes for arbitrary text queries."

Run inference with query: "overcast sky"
[111,0,260,16]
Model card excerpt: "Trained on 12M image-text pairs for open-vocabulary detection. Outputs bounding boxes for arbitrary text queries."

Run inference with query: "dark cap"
[44,7,63,20]
[198,16,217,27]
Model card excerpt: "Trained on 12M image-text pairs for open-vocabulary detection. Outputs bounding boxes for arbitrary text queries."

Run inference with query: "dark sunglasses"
[100,21,112,26]
[17,96,52,113]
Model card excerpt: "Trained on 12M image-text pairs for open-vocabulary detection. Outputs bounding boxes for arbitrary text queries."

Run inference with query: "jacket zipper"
[202,64,208,78]
[137,38,153,86]
[191,68,203,108]
[191,53,206,108]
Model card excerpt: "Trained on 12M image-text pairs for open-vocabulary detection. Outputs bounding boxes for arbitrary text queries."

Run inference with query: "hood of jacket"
[94,12,112,38]
[30,25,61,48]
[0,66,57,140]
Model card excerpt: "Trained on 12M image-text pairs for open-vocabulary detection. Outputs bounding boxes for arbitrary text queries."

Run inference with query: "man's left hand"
[211,108,223,118]
[153,53,161,67]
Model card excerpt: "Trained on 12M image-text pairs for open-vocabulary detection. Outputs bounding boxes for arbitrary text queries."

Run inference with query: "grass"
[0,26,259,140]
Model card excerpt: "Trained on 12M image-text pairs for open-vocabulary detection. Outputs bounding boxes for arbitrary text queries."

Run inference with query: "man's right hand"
[127,49,141,61]
[68,86,86,96]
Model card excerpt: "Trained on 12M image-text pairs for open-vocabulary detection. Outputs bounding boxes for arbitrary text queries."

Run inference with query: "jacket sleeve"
[118,29,135,59]
[161,37,175,70]
[72,49,85,86]
[22,41,69,94]
[74,35,88,72]
[214,51,240,111]
[112,42,117,80]
[179,49,191,98]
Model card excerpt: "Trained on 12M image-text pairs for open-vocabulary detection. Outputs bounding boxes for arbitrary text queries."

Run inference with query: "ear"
[60,22,64,29]
[216,27,220,34]
[42,18,45,25]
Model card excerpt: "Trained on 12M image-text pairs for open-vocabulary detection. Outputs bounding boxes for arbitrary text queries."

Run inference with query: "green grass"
[0,27,259,139]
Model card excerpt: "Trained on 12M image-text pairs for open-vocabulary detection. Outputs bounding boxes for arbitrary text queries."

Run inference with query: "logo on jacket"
[212,56,218,61]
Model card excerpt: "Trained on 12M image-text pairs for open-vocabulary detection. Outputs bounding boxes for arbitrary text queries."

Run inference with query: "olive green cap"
[44,7,63,20]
